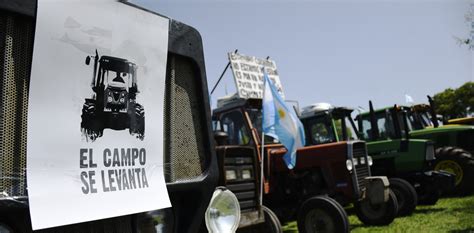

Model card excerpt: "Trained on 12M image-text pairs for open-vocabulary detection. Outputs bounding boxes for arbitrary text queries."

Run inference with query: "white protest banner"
[27,0,171,229]
[228,52,285,99]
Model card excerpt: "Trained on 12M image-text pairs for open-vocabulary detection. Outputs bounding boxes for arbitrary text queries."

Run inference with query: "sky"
[131,0,472,111]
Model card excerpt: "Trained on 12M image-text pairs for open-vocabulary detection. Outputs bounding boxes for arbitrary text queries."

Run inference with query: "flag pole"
[260,131,265,207]
[259,69,266,208]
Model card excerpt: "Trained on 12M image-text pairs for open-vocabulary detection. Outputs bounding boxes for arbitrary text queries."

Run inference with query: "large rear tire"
[434,146,474,195]
[297,196,349,233]
[389,178,417,216]
[355,189,398,226]
[81,101,103,141]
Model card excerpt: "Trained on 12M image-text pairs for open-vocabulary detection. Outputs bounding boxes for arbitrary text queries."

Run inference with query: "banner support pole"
[210,49,238,95]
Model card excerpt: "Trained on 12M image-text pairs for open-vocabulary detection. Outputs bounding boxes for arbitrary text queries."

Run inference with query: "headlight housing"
[425,144,435,161]
[205,187,240,233]
[225,170,237,181]
[346,159,353,171]
[241,169,252,179]
[367,156,373,166]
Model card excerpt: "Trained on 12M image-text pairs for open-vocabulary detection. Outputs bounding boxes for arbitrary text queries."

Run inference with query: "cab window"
[333,114,358,141]
[359,112,397,141]
[220,111,252,145]
[360,118,372,141]
[247,108,279,144]
[306,116,336,145]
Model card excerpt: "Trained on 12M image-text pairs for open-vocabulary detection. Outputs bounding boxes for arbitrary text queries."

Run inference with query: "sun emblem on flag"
[278,108,286,118]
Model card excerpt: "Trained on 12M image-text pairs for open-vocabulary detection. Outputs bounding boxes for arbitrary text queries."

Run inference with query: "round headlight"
[205,187,240,233]
[367,156,373,166]
[346,159,353,171]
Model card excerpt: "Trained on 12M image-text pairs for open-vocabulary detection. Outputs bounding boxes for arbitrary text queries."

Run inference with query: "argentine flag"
[262,73,305,169]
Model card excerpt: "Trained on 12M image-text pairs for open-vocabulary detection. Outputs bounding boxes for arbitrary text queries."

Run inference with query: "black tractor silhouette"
[81,50,144,141]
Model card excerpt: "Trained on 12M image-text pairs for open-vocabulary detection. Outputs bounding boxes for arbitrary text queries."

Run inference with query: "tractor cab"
[356,105,412,143]
[86,54,138,113]
[300,103,359,145]
[409,104,443,129]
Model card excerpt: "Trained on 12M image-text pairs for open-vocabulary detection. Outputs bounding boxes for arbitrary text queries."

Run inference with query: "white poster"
[27,0,171,230]
[228,52,285,99]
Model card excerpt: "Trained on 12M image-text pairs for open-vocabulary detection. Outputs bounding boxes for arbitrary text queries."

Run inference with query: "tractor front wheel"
[389,178,417,216]
[297,196,349,233]
[434,147,474,195]
[354,189,398,226]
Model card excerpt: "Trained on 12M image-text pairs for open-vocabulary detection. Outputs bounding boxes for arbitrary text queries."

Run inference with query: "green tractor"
[351,102,455,205]
[300,103,453,216]
[405,96,474,195]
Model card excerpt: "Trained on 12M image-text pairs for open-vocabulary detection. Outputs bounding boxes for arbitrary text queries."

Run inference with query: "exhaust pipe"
[369,100,380,140]
[427,95,439,128]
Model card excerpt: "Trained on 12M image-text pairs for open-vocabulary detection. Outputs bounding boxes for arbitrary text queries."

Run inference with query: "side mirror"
[214,131,228,146]
[85,56,91,65]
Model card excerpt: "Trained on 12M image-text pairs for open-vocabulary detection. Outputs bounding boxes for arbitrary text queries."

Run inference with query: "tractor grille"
[224,151,258,212]
[164,55,207,182]
[0,10,33,199]
[352,142,370,193]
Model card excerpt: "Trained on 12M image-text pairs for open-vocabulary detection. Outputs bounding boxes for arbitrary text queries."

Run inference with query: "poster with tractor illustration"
[26,0,171,230]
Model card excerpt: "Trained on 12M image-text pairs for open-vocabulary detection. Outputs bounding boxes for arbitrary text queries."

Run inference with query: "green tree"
[456,82,474,114]
[433,82,474,119]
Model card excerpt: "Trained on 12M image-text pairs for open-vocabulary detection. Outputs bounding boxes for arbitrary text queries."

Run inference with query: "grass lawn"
[282,195,474,233]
